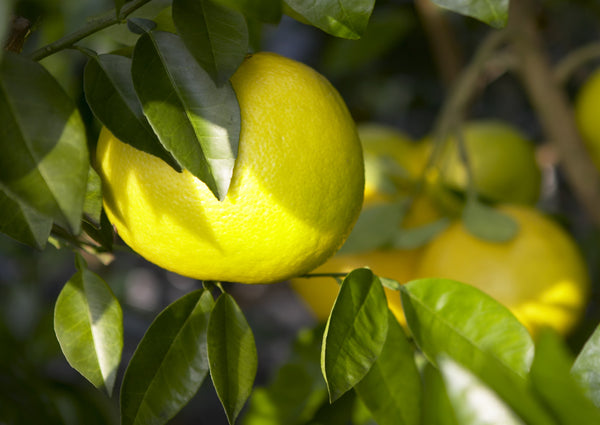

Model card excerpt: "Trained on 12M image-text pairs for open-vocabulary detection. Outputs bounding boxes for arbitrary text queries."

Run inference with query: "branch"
[554,41,600,84]
[508,0,600,227]
[4,16,31,53]
[27,0,152,61]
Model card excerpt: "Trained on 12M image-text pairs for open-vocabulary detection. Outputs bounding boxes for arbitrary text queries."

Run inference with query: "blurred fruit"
[97,52,364,284]
[424,120,541,209]
[290,124,438,324]
[414,205,590,337]
[575,68,600,170]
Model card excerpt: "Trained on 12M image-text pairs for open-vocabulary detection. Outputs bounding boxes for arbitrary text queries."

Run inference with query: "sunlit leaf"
[322,268,388,402]
[431,0,509,28]
[0,189,52,249]
[439,356,525,425]
[54,254,123,396]
[208,293,257,424]
[83,53,180,170]
[121,289,214,425]
[173,0,248,85]
[132,31,240,200]
[401,278,557,425]
[284,0,375,39]
[572,323,600,407]
[211,0,282,23]
[0,52,88,233]
[421,363,459,425]
[462,200,519,243]
[530,329,600,425]
[354,315,420,425]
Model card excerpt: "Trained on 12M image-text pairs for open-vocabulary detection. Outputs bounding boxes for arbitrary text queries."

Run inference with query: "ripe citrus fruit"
[97,52,364,284]
[575,69,600,170]
[414,205,590,336]
[290,124,438,323]
[424,120,541,207]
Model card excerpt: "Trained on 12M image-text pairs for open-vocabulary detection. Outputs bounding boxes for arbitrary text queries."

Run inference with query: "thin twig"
[554,41,600,84]
[27,0,152,61]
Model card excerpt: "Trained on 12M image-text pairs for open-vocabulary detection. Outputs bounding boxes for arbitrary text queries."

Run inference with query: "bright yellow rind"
[97,52,364,284]
[414,205,590,337]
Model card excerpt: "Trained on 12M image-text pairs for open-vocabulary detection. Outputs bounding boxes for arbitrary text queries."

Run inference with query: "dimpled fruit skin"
[97,52,364,284]
[414,205,590,336]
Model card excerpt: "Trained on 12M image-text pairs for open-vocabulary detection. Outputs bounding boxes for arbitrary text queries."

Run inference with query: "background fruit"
[575,68,600,170]
[413,205,590,336]
[97,52,364,284]
[424,120,542,208]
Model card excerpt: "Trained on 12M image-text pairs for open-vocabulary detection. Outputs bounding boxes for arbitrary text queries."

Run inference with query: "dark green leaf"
[127,17,157,34]
[439,356,525,425]
[431,0,509,28]
[83,167,102,226]
[82,209,114,252]
[0,189,52,249]
[321,268,389,402]
[208,293,257,424]
[401,278,557,425]
[121,289,214,425]
[394,217,450,249]
[462,200,519,243]
[338,201,406,254]
[0,52,88,233]
[421,363,459,425]
[572,323,600,407]
[530,329,600,425]
[132,31,240,200]
[354,315,420,425]
[173,0,248,85]
[54,254,123,396]
[400,278,533,376]
[211,0,282,23]
[84,54,180,171]
[284,0,375,39]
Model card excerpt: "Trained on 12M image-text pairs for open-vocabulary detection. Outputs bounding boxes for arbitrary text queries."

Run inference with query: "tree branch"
[508,0,600,227]
[27,0,152,61]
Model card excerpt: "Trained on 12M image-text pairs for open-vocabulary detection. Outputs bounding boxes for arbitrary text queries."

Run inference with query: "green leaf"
[208,293,257,424]
[284,0,375,39]
[421,363,459,425]
[338,201,405,254]
[354,314,421,425]
[321,268,389,402]
[132,31,240,200]
[54,254,123,396]
[211,0,282,24]
[173,0,249,85]
[439,356,525,425]
[0,1,14,60]
[394,217,451,249]
[83,167,103,227]
[431,0,509,28]
[82,209,114,252]
[0,189,52,249]
[462,200,519,243]
[120,289,215,425]
[401,278,557,425]
[83,54,180,171]
[0,52,88,233]
[530,329,600,425]
[127,17,158,34]
[572,323,600,407]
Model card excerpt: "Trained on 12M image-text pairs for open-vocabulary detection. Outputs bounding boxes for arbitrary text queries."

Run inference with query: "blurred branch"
[414,0,464,87]
[27,0,152,61]
[509,0,600,227]
[555,41,600,84]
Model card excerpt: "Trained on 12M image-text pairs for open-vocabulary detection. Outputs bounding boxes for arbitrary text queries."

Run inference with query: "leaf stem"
[27,0,153,61]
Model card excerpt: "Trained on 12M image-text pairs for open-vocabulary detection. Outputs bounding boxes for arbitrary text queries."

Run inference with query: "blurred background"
[3,0,600,423]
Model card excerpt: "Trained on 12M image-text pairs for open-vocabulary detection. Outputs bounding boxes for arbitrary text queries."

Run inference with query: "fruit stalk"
[508,0,600,227]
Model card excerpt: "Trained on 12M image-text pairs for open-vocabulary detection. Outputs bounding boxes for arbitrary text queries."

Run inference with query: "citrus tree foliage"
[3,0,600,424]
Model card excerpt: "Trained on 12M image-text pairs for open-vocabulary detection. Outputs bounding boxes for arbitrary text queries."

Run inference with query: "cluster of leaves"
[247,268,600,425]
